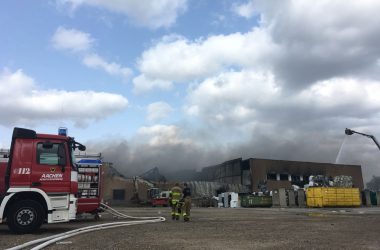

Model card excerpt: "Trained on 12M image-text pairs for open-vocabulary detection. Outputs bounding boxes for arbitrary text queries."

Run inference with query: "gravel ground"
[1,206,380,250]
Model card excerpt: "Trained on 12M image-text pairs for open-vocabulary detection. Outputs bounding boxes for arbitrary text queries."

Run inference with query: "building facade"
[199,158,364,192]
[101,163,154,205]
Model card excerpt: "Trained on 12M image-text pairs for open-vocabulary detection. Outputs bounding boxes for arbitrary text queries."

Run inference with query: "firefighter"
[182,182,192,222]
[169,183,182,220]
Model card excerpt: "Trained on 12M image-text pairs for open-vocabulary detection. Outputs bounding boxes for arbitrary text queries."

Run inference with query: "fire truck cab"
[0,127,85,233]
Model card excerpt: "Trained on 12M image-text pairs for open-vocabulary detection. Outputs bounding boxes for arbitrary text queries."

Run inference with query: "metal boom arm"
[345,128,380,151]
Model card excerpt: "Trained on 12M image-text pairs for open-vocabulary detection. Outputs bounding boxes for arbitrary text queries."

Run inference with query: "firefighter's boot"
[183,213,190,222]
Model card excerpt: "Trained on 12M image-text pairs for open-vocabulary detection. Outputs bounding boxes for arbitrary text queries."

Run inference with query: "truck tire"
[7,200,45,234]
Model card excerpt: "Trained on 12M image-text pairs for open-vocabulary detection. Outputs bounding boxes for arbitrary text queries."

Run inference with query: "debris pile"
[308,175,353,188]
[308,175,330,187]
[186,181,249,198]
[333,175,353,188]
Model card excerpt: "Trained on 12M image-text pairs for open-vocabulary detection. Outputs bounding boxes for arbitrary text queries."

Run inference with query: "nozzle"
[345,128,354,135]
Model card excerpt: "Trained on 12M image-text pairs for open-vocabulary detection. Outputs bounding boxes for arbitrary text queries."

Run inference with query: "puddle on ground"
[307,213,326,217]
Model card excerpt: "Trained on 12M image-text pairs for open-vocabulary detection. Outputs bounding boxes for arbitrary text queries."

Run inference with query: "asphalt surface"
[1,206,380,250]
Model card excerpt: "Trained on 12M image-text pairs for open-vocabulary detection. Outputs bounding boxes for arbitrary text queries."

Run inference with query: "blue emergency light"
[58,127,68,136]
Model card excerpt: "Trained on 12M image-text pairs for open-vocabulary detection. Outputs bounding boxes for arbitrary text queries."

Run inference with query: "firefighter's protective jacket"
[170,186,182,205]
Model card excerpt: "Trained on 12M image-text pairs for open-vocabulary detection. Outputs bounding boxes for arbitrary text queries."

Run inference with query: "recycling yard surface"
[1,206,380,250]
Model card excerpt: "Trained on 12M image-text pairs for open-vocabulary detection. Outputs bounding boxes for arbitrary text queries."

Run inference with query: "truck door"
[30,140,71,193]
[8,138,33,188]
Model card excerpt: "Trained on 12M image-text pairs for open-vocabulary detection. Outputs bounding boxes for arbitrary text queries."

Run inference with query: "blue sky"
[1,0,380,181]
[0,0,254,140]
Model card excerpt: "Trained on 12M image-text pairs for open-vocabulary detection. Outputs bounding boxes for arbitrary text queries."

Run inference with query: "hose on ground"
[99,203,164,220]
[7,205,165,250]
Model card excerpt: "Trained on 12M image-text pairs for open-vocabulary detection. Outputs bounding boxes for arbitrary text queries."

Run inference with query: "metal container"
[241,195,272,207]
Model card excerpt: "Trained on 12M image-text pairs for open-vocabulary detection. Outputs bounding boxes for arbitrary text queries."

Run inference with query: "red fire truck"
[147,188,170,207]
[0,127,85,233]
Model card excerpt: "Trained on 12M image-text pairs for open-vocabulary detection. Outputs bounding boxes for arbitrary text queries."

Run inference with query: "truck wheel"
[7,200,45,234]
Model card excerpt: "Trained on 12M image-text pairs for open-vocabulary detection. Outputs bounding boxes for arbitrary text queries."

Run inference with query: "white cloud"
[186,70,380,131]
[135,30,276,84]
[58,0,188,29]
[51,28,132,80]
[130,0,380,159]
[137,124,192,146]
[185,70,279,126]
[0,68,128,126]
[136,0,380,91]
[147,102,174,122]
[83,53,132,80]
[51,26,94,52]
[296,78,380,115]
[232,1,256,19]
[253,0,380,87]
[132,74,172,93]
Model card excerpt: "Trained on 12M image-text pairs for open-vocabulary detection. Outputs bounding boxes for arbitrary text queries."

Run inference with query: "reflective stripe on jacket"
[170,186,182,202]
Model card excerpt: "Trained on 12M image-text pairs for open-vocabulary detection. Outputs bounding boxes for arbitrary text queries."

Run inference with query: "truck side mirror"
[78,145,86,151]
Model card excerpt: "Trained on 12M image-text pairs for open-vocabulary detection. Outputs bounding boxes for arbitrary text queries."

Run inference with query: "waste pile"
[308,175,330,187]
[182,181,248,207]
[186,181,249,198]
[333,175,353,188]
[308,175,353,188]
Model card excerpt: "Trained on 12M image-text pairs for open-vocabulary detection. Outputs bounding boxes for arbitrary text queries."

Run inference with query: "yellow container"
[307,197,323,207]
[307,187,361,207]
[353,201,361,206]
[325,194,336,198]
[307,188,323,197]
[325,188,336,194]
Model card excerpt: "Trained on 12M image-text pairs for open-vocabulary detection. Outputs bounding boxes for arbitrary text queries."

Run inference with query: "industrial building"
[80,151,364,203]
[74,152,160,205]
[199,158,364,192]
[101,162,155,205]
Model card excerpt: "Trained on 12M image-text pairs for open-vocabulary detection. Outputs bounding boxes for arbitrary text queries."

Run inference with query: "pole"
[345,128,380,151]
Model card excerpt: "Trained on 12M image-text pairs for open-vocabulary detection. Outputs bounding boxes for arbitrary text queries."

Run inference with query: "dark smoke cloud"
[85,138,228,177]
[85,128,380,185]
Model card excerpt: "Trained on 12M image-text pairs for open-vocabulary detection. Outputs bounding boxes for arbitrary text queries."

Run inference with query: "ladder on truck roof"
[75,152,102,165]
[75,152,102,159]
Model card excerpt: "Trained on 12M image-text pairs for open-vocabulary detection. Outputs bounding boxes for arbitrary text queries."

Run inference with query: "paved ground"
[1,206,380,250]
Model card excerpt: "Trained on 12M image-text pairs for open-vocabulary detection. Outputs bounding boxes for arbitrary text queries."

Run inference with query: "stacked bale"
[333,175,353,188]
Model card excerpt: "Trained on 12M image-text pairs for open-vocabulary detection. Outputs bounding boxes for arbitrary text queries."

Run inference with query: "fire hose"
[7,203,166,250]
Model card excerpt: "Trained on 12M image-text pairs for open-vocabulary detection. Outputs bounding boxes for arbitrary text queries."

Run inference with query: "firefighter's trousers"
[182,197,191,221]
[171,200,181,220]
